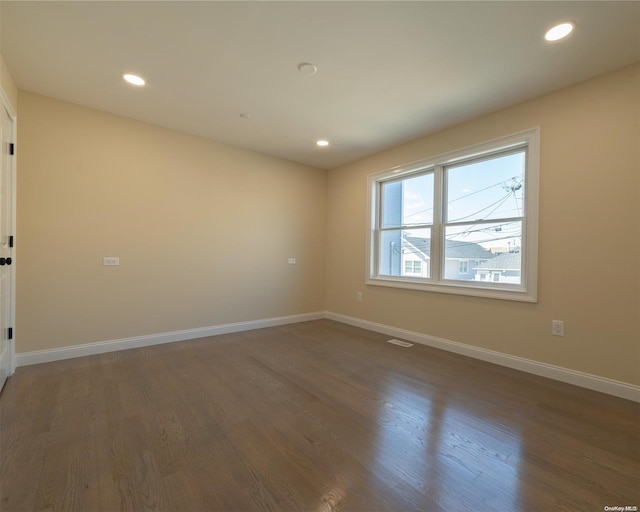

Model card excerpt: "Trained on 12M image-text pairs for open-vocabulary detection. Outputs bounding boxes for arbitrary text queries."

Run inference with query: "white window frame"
[459,260,469,274]
[366,128,539,303]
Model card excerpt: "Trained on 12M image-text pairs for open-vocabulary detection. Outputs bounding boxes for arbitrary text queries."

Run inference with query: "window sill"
[366,276,537,303]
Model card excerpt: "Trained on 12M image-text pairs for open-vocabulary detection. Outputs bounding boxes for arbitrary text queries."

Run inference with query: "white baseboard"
[325,312,640,403]
[16,312,325,367]
[15,310,639,402]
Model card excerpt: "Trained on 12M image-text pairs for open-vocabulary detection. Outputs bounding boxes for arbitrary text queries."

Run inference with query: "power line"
[449,192,512,223]
[393,221,520,240]
[401,175,522,221]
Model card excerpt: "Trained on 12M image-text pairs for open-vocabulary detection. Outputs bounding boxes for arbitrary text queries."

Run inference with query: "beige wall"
[326,64,640,386]
[17,91,327,352]
[0,52,17,112]
[12,64,640,387]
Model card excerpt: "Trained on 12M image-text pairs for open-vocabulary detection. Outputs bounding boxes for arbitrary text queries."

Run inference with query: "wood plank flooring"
[1,319,638,511]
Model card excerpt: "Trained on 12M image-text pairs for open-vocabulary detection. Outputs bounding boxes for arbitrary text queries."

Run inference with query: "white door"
[0,101,15,392]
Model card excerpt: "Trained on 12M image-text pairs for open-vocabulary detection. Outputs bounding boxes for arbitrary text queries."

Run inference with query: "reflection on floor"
[1,319,638,511]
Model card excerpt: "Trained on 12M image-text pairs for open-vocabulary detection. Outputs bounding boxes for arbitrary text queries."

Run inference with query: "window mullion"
[430,165,444,282]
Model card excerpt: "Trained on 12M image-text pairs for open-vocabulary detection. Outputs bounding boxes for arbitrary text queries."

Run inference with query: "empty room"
[0,1,638,511]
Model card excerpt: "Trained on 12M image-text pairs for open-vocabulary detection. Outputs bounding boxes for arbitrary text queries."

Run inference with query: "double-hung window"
[367,128,539,302]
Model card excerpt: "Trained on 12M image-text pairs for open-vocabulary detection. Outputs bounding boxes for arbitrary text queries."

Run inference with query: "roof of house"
[475,251,521,270]
[404,237,495,260]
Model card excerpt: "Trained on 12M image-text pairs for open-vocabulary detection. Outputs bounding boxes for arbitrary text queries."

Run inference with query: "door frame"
[1,86,16,378]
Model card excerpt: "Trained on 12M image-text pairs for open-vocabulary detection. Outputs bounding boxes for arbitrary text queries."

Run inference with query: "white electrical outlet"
[552,320,564,336]
[288,258,296,265]
[356,291,363,302]
[103,257,120,266]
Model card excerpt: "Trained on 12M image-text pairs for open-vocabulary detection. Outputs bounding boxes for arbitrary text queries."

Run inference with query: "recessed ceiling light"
[545,22,574,42]
[298,63,318,75]
[123,73,145,86]
[316,140,329,147]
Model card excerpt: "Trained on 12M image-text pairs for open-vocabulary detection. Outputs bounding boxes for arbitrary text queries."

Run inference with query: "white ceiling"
[1,1,639,170]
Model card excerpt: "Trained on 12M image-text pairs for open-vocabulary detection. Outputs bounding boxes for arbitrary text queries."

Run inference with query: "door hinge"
[8,327,13,340]
[9,143,14,155]
[8,235,13,248]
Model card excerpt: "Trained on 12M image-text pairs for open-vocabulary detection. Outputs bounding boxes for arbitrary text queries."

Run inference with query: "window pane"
[381,173,433,228]
[447,151,525,223]
[444,222,522,284]
[379,228,430,277]
[381,181,403,229]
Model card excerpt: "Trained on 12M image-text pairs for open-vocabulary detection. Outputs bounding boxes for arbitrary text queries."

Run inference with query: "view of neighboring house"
[474,250,521,284]
[379,174,522,284]
[401,237,496,281]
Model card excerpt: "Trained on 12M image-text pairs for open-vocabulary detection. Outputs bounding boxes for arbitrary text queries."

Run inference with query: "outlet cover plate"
[552,320,564,336]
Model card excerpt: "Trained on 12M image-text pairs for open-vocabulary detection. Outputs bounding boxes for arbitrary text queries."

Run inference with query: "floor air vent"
[387,339,413,348]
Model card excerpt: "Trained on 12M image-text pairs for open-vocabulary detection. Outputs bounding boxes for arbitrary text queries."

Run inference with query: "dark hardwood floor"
[1,319,638,511]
